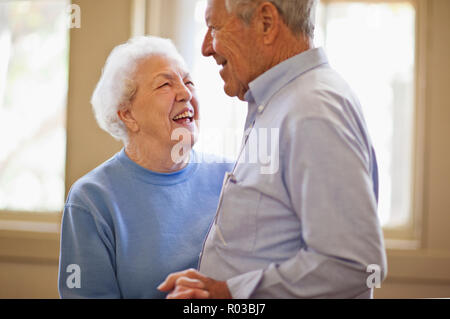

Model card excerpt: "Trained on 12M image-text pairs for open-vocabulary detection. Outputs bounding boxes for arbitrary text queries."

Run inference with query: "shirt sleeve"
[227,116,387,298]
[58,203,122,298]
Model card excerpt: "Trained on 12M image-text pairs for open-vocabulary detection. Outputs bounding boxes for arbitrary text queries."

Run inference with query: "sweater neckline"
[115,148,198,185]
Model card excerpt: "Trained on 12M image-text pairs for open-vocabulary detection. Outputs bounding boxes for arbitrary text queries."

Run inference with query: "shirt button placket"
[258,105,265,114]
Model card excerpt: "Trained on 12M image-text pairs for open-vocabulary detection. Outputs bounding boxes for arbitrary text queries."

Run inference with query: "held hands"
[157,268,232,299]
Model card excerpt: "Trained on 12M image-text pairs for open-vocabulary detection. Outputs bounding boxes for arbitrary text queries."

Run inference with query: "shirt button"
[258,105,265,113]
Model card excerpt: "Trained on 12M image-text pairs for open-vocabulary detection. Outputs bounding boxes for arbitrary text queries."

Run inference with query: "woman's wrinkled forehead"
[134,54,190,83]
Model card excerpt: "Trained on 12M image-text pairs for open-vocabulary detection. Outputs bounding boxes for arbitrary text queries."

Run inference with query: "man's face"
[202,0,261,100]
[129,54,199,150]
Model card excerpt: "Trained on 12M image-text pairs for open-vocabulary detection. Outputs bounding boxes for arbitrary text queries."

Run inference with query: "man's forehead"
[205,0,228,21]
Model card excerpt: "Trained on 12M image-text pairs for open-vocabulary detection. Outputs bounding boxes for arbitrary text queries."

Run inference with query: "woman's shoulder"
[65,153,121,207]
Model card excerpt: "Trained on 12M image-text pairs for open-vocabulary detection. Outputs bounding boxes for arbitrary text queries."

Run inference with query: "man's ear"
[256,2,281,45]
[117,105,139,133]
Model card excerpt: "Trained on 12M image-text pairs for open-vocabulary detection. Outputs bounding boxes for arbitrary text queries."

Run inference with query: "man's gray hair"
[225,0,317,39]
[91,36,186,144]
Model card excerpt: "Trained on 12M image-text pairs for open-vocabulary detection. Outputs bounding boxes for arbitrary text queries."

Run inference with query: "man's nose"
[201,29,214,57]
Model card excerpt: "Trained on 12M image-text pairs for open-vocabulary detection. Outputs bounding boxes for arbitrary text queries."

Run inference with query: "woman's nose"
[176,82,193,103]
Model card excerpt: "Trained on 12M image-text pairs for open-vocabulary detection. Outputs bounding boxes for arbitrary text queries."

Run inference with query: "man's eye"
[185,81,195,86]
[209,26,217,35]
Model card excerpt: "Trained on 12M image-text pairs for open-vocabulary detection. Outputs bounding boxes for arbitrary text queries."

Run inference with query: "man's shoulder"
[287,65,356,104]
[272,65,364,126]
[268,65,372,155]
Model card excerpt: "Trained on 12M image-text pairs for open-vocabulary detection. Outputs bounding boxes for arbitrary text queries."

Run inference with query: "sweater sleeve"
[58,203,122,298]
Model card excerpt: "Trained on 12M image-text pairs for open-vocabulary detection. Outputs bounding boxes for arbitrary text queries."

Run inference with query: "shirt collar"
[244,47,329,108]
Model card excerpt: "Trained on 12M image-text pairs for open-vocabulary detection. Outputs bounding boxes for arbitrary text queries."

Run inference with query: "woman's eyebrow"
[153,71,190,82]
[153,72,175,82]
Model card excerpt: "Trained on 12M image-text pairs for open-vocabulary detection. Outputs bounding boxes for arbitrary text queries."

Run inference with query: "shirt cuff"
[226,269,264,299]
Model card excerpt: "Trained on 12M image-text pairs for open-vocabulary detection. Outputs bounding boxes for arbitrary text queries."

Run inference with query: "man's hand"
[157,268,232,299]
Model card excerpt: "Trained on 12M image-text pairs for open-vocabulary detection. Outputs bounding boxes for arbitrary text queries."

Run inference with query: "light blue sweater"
[58,149,231,298]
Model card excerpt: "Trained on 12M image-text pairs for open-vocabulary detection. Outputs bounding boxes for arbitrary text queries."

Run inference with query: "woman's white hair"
[225,0,317,39]
[91,36,186,144]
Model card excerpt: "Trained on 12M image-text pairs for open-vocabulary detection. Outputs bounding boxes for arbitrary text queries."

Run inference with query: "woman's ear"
[117,105,139,133]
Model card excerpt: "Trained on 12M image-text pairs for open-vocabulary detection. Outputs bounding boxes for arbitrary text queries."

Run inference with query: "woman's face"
[126,54,199,154]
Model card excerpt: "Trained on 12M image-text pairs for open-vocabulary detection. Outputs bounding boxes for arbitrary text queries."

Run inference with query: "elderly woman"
[58,36,231,298]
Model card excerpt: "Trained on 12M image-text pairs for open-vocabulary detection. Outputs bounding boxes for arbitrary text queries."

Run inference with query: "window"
[137,0,422,236]
[0,0,69,213]
[191,0,247,160]
[315,1,418,231]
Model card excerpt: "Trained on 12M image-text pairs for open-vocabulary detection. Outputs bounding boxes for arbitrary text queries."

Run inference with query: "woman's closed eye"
[157,82,170,89]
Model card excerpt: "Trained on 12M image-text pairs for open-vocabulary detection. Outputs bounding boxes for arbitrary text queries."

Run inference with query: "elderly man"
[158,0,387,298]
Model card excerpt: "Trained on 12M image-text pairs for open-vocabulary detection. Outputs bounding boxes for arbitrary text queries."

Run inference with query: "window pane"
[0,0,69,212]
[315,2,416,228]
[192,0,247,160]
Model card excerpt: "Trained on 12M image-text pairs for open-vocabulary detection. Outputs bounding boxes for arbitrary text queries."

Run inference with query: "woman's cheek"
[191,92,200,121]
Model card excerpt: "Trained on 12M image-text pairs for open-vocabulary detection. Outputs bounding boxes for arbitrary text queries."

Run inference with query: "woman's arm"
[58,203,122,298]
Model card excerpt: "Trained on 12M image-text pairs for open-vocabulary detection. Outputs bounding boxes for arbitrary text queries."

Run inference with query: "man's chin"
[223,84,238,99]
[223,82,247,101]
